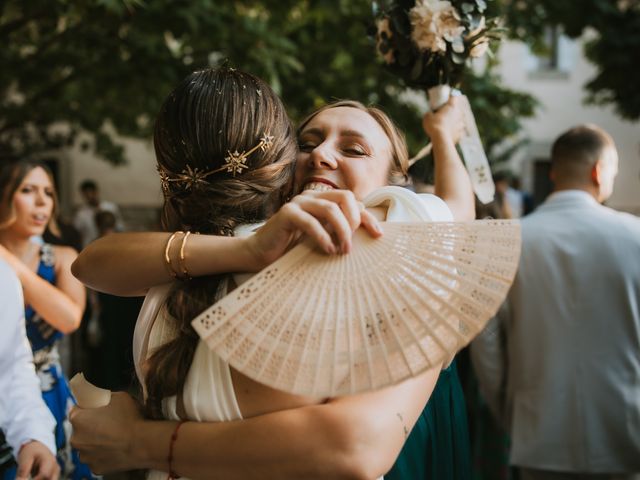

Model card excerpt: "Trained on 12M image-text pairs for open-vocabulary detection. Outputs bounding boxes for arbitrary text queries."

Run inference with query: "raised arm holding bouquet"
[374,0,502,203]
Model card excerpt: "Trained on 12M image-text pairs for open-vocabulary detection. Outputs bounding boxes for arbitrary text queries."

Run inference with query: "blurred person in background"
[0,171,59,480]
[73,179,123,248]
[472,124,640,480]
[0,159,94,479]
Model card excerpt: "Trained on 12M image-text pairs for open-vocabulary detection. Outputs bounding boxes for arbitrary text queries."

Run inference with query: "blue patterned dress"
[0,244,94,480]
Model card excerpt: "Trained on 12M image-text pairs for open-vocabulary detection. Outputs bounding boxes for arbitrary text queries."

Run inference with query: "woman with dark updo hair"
[142,68,301,428]
[82,67,383,480]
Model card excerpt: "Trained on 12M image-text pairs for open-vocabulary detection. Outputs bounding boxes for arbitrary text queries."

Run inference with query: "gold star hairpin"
[259,134,274,151]
[157,133,275,192]
[223,150,250,176]
[222,132,274,177]
[158,164,217,193]
[166,164,213,191]
[157,165,171,193]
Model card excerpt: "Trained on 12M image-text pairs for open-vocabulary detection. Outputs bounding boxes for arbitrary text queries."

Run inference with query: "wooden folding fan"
[192,220,520,397]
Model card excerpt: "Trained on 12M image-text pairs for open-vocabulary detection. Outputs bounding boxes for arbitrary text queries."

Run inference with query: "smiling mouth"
[302,177,338,192]
[303,182,335,193]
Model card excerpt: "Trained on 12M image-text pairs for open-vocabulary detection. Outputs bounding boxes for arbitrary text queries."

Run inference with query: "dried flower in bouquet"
[374,0,503,94]
[373,0,503,204]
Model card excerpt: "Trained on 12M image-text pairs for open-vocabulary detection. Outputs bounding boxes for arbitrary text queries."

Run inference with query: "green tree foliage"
[1,0,536,173]
[0,0,307,164]
[505,0,640,120]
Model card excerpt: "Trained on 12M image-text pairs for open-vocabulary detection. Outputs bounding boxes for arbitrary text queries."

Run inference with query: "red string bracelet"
[167,421,186,480]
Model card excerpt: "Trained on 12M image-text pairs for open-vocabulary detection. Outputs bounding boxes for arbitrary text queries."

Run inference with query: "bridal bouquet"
[374,0,501,97]
[374,0,503,203]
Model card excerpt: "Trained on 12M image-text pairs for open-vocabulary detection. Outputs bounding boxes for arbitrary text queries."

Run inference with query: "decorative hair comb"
[159,133,275,193]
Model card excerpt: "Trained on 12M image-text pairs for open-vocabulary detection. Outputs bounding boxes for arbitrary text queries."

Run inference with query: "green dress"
[385,360,472,480]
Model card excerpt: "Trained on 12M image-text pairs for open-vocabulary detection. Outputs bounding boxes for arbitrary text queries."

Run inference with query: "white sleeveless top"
[133,186,452,479]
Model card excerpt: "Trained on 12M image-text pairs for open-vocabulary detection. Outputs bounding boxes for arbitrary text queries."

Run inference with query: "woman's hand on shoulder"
[246,190,382,269]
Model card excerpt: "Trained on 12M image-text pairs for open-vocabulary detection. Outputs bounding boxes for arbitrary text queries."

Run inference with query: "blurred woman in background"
[0,159,93,479]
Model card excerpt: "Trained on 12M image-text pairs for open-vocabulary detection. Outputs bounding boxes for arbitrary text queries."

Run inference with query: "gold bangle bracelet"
[179,231,193,279]
[164,231,183,278]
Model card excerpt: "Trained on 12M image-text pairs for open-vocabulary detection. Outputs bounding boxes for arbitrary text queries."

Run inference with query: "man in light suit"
[471,124,640,479]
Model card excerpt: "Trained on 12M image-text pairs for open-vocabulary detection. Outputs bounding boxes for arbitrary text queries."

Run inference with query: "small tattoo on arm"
[396,412,409,439]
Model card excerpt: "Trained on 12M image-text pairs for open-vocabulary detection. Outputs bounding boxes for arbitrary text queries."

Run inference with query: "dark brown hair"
[0,159,60,234]
[144,67,296,419]
[297,100,410,185]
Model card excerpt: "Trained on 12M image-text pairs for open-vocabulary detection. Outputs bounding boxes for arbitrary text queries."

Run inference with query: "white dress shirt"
[0,259,56,456]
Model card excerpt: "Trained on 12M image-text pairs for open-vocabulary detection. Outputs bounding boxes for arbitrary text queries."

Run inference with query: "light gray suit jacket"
[471,190,640,472]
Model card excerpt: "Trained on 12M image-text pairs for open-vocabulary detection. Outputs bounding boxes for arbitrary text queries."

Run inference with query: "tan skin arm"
[0,245,85,334]
[72,233,254,297]
[72,190,381,296]
[70,366,439,479]
[423,96,475,221]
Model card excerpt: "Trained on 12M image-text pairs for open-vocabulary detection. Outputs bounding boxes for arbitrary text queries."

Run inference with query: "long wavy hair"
[144,67,297,419]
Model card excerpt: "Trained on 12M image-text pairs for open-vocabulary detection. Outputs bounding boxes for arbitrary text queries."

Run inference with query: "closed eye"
[343,145,369,156]
[299,142,317,152]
